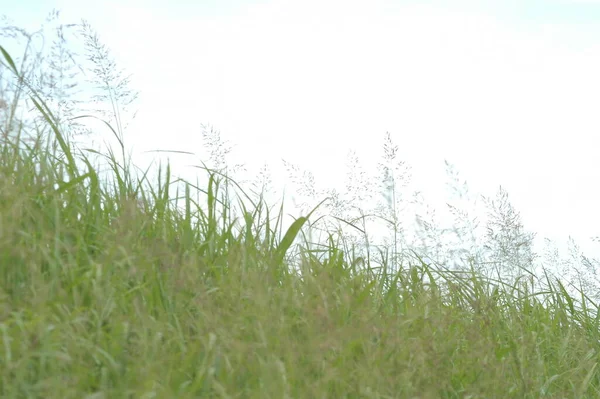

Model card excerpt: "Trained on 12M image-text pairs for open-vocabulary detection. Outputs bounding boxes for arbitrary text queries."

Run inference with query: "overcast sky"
[5,0,600,263]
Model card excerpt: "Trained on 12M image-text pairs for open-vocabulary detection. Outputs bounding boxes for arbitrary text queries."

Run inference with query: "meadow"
[1,16,600,398]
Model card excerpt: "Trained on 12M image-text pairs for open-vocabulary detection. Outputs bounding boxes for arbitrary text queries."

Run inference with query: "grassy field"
[2,28,600,398]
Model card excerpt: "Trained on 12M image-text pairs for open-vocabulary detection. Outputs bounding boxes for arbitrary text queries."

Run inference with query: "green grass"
[2,41,600,399]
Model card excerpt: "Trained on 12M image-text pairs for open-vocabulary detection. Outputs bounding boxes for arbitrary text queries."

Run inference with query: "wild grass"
[2,17,600,398]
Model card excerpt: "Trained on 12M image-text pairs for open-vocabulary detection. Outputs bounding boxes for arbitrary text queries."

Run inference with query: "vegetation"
[1,13,600,398]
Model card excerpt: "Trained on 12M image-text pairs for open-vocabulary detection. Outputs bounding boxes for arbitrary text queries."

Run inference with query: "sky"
[4,0,600,267]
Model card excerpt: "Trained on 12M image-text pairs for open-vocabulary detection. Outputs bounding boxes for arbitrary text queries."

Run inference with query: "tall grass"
[2,18,600,398]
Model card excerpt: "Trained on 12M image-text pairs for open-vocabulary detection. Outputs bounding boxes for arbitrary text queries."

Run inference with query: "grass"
[2,26,600,398]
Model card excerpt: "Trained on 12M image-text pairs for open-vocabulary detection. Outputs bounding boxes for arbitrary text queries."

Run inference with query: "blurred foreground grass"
[1,44,600,399]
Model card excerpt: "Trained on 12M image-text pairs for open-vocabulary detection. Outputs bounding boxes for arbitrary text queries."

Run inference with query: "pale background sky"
[5,0,600,265]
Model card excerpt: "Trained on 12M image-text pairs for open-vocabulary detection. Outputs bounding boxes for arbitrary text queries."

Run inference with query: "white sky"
[6,0,600,264]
